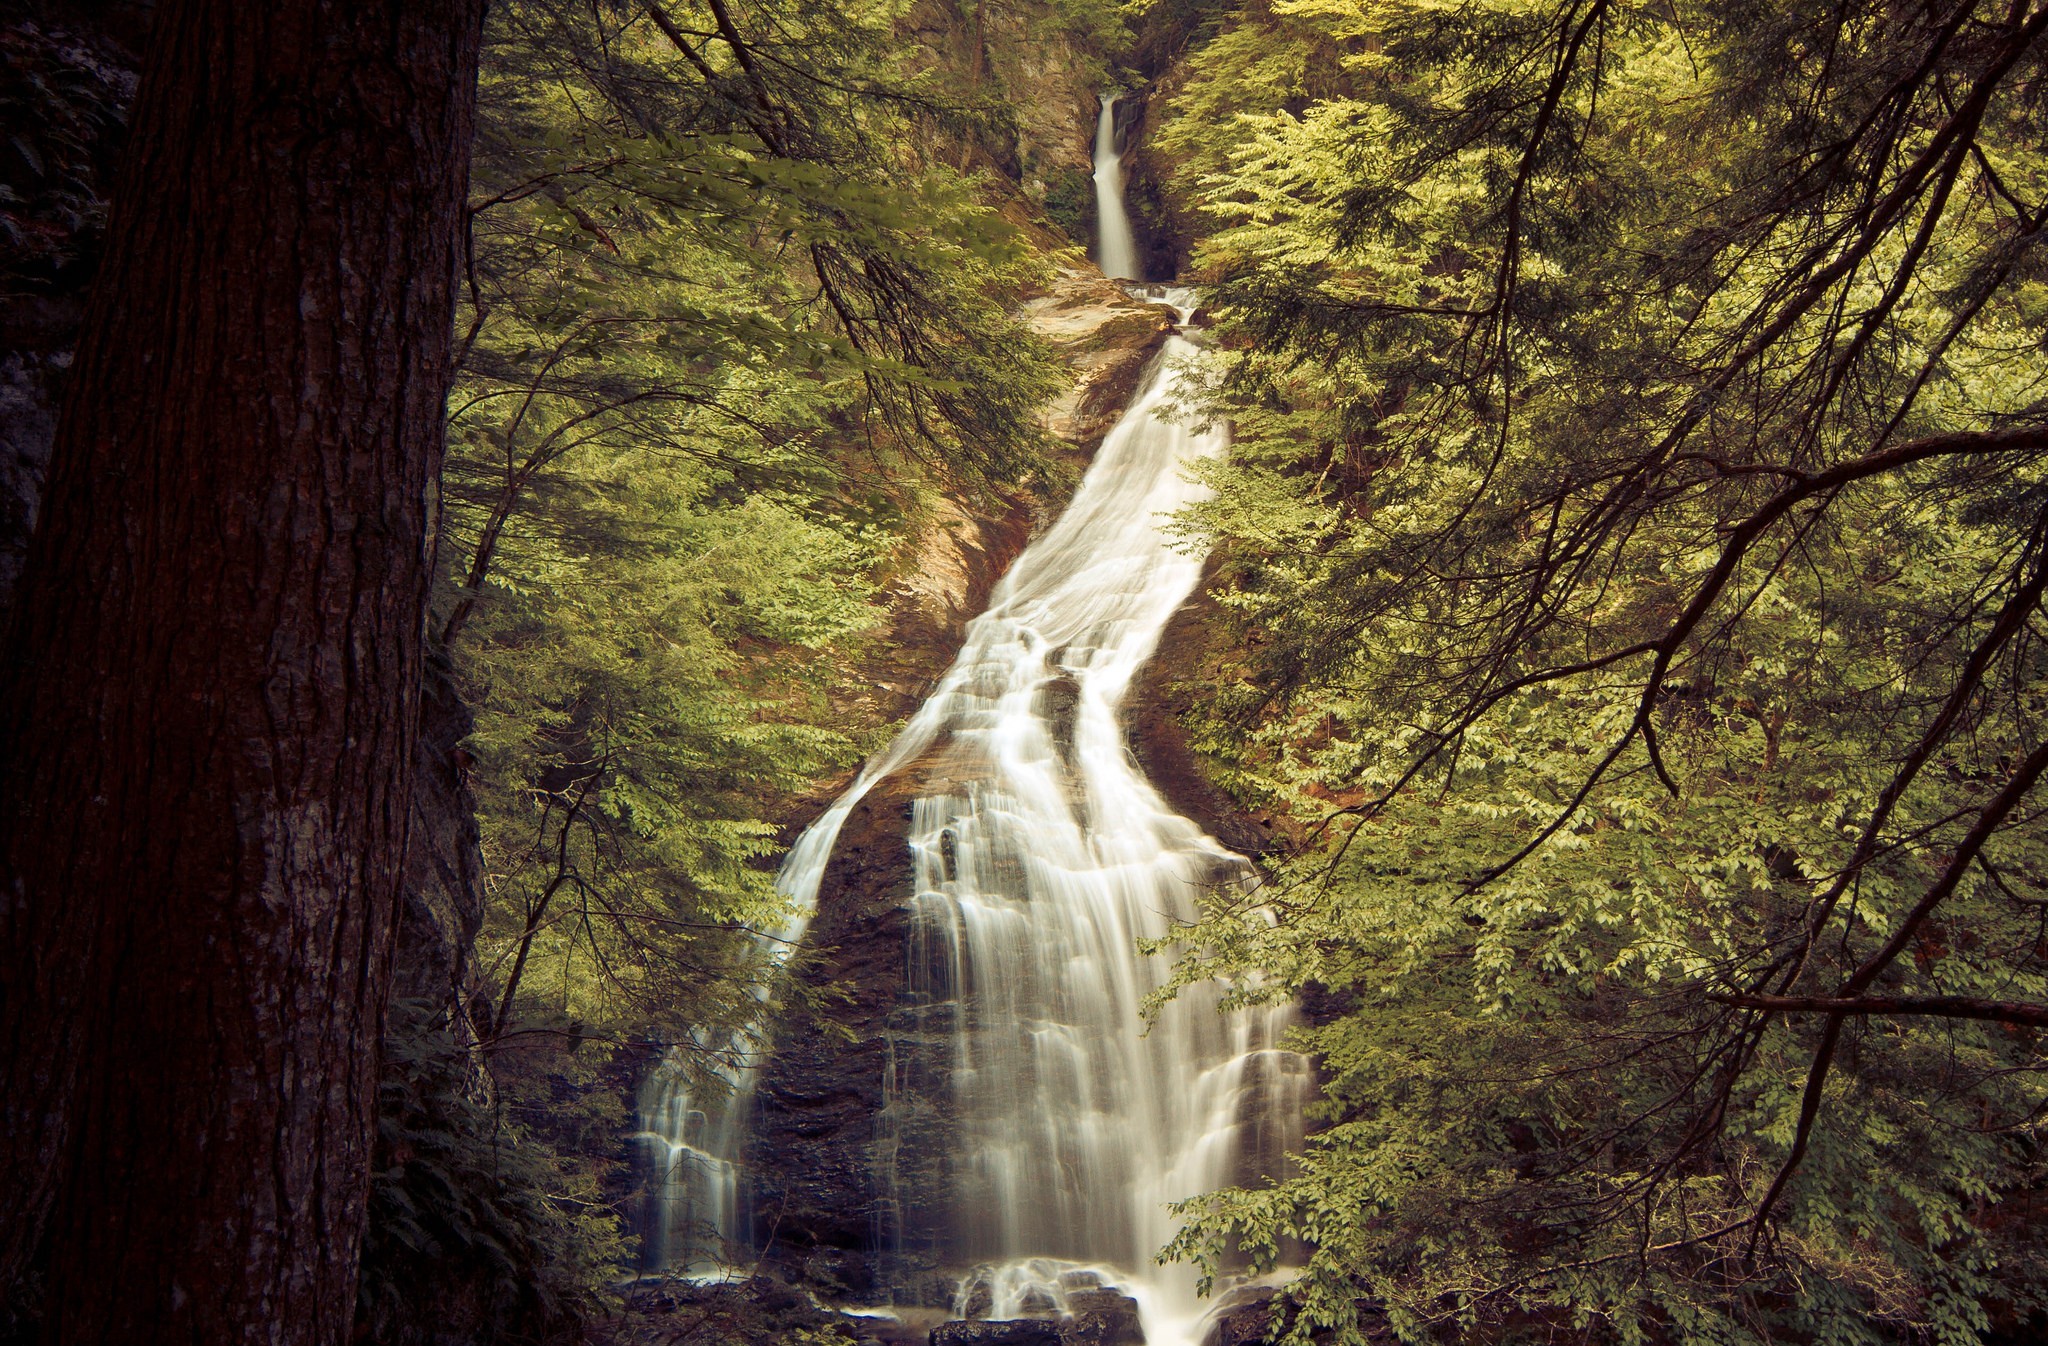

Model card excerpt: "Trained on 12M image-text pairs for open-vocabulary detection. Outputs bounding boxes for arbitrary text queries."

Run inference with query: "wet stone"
[1017,1285,1060,1317]
[1199,1287,1277,1346]
[930,1321,1064,1346]
[1063,1289,1144,1346]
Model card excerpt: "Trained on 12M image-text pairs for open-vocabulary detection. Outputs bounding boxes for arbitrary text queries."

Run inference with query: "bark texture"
[0,1,483,1342]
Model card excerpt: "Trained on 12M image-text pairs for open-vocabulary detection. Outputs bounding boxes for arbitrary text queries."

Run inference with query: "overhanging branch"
[1713,993,2048,1028]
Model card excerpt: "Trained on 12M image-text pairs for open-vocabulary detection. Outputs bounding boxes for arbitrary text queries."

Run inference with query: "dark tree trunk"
[0,1,484,1342]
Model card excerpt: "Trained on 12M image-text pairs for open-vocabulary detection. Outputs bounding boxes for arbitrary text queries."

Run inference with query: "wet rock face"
[1022,271,1177,454]
[1127,564,1278,860]
[747,774,923,1297]
[1199,1287,1277,1346]
[924,1287,1145,1346]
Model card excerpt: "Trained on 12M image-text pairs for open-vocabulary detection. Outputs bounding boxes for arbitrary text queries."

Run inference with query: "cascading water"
[1092,94,1141,280]
[872,292,1313,1345]
[633,925,814,1272]
[635,96,1311,1345]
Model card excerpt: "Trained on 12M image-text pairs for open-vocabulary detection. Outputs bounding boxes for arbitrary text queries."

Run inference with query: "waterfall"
[634,103,1310,1346]
[764,296,1305,1343]
[1093,94,1141,280]
[877,298,1310,1345]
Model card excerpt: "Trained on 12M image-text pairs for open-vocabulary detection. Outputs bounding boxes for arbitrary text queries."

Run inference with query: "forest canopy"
[1152,0,2048,1342]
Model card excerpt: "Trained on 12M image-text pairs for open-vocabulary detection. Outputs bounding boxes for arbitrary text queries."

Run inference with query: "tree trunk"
[0,1,484,1342]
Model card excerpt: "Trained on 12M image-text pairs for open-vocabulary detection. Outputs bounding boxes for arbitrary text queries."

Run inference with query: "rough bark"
[0,1,484,1342]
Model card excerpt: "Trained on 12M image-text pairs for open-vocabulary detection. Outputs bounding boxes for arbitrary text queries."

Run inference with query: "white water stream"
[878,295,1310,1345]
[636,99,1309,1346]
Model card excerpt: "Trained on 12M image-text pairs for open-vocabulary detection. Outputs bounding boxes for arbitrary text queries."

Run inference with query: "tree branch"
[1713,993,2048,1028]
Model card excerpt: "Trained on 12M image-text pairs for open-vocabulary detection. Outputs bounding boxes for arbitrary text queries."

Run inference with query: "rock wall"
[898,0,1110,251]
[0,13,138,617]
[393,653,488,1031]
[1121,85,1198,285]
[1126,564,1277,860]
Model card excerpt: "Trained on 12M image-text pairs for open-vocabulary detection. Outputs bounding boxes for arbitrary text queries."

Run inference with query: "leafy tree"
[442,0,1066,1061]
[1151,1,2048,1340]
[360,4,1082,1325]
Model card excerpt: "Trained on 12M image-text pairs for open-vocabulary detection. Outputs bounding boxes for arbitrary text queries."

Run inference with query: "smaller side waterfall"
[633,1028,753,1274]
[1092,95,1141,280]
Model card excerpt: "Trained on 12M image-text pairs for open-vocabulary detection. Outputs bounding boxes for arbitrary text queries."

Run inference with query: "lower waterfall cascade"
[633,97,1312,1346]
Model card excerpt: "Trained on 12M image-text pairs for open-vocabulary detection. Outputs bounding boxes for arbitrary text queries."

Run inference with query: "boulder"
[1018,1285,1060,1318]
[931,1321,1064,1346]
[1062,1288,1145,1346]
[1199,1287,1277,1346]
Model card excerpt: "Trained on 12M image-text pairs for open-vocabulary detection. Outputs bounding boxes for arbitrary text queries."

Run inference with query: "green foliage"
[1151,1,2048,1341]
[1042,163,1099,242]
[359,1004,627,1346]
[444,0,1068,1057]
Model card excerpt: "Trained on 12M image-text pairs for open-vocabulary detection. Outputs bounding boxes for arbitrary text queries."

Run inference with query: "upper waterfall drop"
[1092,94,1141,281]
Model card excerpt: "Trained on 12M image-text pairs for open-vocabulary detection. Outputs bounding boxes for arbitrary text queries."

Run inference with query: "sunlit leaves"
[1153,0,2048,1340]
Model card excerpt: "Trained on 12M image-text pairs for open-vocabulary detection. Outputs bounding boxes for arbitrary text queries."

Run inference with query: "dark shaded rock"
[903,1272,967,1311]
[1063,1288,1144,1346]
[606,1274,892,1346]
[959,1275,995,1321]
[1200,1288,1395,1346]
[931,1321,1064,1346]
[0,16,146,622]
[849,1312,945,1346]
[1017,1285,1059,1318]
[1199,1287,1277,1346]
[1126,561,1278,860]
[746,772,924,1298]
[390,651,486,1029]
[0,353,59,616]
